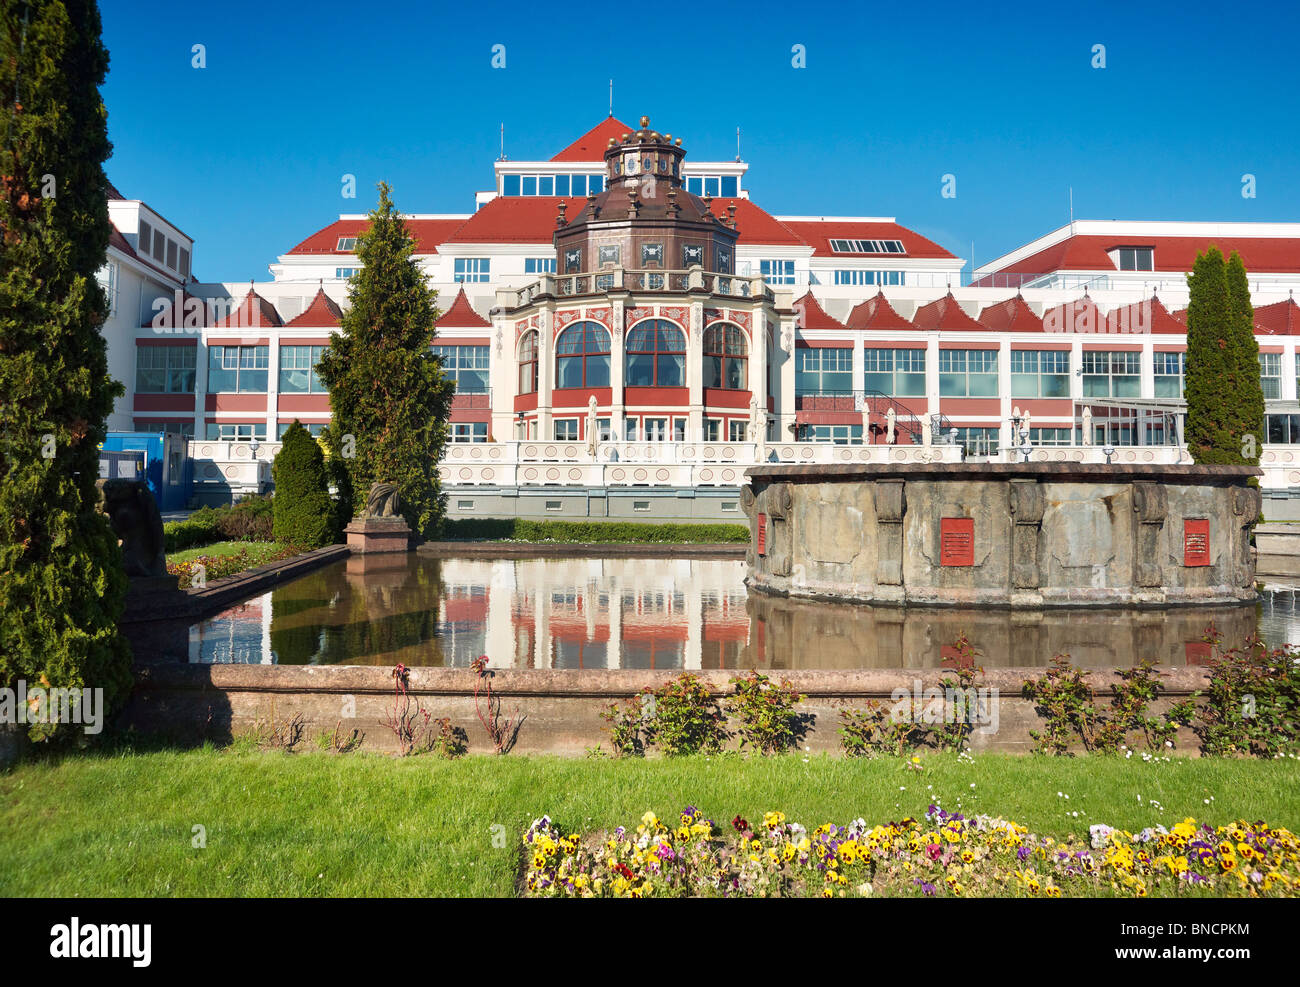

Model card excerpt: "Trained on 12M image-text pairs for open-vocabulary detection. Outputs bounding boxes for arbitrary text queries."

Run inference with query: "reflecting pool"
[186,554,1300,669]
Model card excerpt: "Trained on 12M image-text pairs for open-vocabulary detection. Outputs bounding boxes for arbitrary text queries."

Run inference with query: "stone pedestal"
[345,516,412,554]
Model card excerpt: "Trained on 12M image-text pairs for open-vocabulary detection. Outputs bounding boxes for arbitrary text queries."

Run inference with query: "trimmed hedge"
[163,496,275,553]
[272,421,334,549]
[442,519,749,544]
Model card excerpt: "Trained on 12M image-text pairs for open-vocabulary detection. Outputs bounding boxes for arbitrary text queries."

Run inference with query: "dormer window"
[1117,247,1154,271]
[336,237,357,251]
[829,239,906,254]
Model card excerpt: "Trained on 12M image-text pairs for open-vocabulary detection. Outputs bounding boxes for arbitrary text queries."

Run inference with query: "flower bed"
[166,542,303,589]
[522,806,1300,898]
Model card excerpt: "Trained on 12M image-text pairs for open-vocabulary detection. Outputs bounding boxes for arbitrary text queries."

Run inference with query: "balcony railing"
[510,269,774,308]
[792,391,951,444]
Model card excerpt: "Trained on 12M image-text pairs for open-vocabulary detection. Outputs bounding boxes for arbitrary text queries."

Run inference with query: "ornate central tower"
[553,116,738,278]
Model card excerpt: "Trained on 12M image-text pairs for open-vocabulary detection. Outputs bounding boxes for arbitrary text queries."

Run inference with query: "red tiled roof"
[550,117,636,161]
[285,217,469,255]
[911,292,985,330]
[445,196,586,244]
[106,180,127,201]
[991,235,1300,275]
[977,294,1043,332]
[212,287,283,328]
[1043,295,1103,334]
[845,292,915,330]
[109,222,136,258]
[141,290,210,329]
[435,287,491,328]
[793,291,844,331]
[781,219,957,259]
[1106,295,1186,334]
[285,287,343,328]
[1254,297,1300,335]
[706,198,804,246]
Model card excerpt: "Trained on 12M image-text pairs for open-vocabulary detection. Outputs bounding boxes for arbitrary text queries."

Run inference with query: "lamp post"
[1019,427,1032,463]
[1103,443,1116,465]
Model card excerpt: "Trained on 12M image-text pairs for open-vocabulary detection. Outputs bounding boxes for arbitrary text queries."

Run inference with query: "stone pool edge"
[121,663,1212,756]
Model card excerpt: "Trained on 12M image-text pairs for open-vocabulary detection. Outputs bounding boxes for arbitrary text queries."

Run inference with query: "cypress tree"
[271,421,334,548]
[1225,250,1263,468]
[1184,245,1262,465]
[0,0,132,732]
[315,183,454,539]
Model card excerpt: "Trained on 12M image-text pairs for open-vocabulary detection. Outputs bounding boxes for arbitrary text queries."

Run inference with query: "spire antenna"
[609,79,613,117]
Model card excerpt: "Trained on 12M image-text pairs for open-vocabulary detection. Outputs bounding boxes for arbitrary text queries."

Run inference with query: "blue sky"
[100,0,1300,281]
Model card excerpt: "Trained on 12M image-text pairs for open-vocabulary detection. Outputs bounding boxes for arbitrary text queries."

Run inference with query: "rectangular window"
[522,176,538,196]
[1030,427,1074,446]
[450,422,488,443]
[952,427,999,457]
[795,347,854,395]
[96,261,118,317]
[798,424,863,445]
[643,417,669,441]
[728,420,747,442]
[1117,247,1154,271]
[1081,351,1141,398]
[939,349,999,397]
[138,420,194,438]
[275,422,326,439]
[829,239,907,254]
[720,176,738,197]
[457,500,475,510]
[864,348,925,397]
[633,501,651,512]
[524,257,556,274]
[135,345,197,394]
[431,344,489,393]
[137,220,152,255]
[554,419,578,441]
[503,174,521,196]
[833,269,904,286]
[279,345,328,393]
[207,345,268,393]
[545,500,562,511]
[336,237,357,251]
[454,258,491,283]
[538,175,554,196]
[1266,414,1300,444]
[721,501,738,511]
[760,259,795,285]
[704,419,721,442]
[206,422,267,441]
[1260,353,1281,400]
[1010,350,1070,398]
[166,240,178,270]
[1153,351,1186,399]
[336,267,360,278]
[178,247,190,280]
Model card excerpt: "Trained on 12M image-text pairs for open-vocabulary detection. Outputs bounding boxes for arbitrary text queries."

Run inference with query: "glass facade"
[625,321,686,387]
[939,350,999,397]
[1081,351,1141,398]
[208,345,268,393]
[555,322,611,389]
[864,348,925,397]
[279,345,327,393]
[136,345,196,393]
[432,344,490,393]
[795,347,853,394]
[1010,350,1069,398]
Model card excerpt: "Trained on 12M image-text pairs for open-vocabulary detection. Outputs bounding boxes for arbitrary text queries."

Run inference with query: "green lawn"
[2,745,1297,897]
[167,540,281,565]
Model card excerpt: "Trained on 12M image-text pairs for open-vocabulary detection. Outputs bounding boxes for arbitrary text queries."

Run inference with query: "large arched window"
[625,320,686,387]
[555,322,611,389]
[517,330,538,395]
[703,324,748,390]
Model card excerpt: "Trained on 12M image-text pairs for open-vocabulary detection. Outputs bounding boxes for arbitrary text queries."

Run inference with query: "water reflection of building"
[188,591,272,663]
[439,558,748,669]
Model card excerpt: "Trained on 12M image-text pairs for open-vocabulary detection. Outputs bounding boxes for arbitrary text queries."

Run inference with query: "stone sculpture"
[364,482,401,518]
[97,478,167,578]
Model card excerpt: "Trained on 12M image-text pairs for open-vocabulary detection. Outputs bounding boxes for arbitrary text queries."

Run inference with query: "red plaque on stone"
[1183,519,1210,567]
[940,517,974,566]
[757,513,767,556]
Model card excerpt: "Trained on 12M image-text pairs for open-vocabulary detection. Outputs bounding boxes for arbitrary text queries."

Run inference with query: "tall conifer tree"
[316,183,454,539]
[1184,245,1263,466]
[0,0,132,728]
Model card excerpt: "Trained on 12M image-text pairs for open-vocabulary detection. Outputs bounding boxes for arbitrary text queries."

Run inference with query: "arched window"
[517,330,538,395]
[555,322,610,389]
[625,320,686,387]
[703,324,748,390]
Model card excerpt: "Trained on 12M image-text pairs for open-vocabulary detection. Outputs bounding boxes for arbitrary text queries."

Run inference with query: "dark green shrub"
[163,514,221,552]
[271,421,334,548]
[1196,634,1300,757]
[726,671,806,755]
[443,518,749,544]
[215,496,274,541]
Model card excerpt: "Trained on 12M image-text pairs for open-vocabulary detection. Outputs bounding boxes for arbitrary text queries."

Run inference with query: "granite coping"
[132,663,1214,698]
[745,462,1262,484]
[417,542,745,559]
